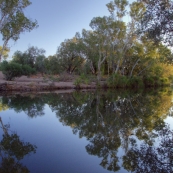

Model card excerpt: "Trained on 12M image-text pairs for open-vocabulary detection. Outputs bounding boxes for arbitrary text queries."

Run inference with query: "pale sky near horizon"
[3,0,133,59]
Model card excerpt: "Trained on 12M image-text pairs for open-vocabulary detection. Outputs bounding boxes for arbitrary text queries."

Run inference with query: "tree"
[44,55,62,74]
[35,55,46,74]
[140,0,173,45]
[12,46,46,68]
[0,0,38,61]
[12,50,27,65]
[89,0,130,79]
[24,46,46,68]
[57,37,85,74]
[89,16,110,81]
[80,29,99,75]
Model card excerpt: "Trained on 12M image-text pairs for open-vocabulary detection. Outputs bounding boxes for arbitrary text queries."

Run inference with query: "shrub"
[1,61,23,80]
[127,76,144,88]
[74,77,82,88]
[1,61,36,81]
[80,73,90,84]
[107,74,128,88]
[107,73,119,88]
[74,73,91,87]
[143,75,170,87]
[117,75,128,88]
[22,65,36,76]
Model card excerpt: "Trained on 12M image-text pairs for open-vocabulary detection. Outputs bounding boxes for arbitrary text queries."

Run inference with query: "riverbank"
[0,72,171,91]
[0,72,100,91]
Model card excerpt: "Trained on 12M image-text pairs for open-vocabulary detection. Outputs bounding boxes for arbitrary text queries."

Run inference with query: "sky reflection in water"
[0,88,172,173]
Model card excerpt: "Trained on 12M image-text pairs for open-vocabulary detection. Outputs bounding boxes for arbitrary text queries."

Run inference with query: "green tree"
[24,46,45,68]
[80,29,99,75]
[44,55,62,74]
[89,16,111,81]
[35,55,46,74]
[0,0,38,61]
[12,46,46,69]
[57,37,85,74]
[12,51,27,65]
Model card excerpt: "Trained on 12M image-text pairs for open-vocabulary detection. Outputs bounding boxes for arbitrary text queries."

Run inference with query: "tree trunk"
[129,59,140,78]
[115,60,120,73]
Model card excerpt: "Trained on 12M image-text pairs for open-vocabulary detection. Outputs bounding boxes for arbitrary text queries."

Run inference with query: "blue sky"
[5,0,133,58]
[7,0,110,58]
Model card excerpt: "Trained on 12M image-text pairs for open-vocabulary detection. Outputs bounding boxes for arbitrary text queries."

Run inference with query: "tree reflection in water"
[1,95,45,118]
[0,88,173,172]
[0,117,37,173]
[123,124,173,173]
[51,89,173,172]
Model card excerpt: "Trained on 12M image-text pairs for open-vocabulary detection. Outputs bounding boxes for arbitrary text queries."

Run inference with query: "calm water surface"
[0,88,173,173]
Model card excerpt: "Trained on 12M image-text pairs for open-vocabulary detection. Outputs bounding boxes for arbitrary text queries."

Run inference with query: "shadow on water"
[0,117,37,173]
[0,88,173,172]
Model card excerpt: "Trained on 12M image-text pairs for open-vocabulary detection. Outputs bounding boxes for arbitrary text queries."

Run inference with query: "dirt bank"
[0,72,99,91]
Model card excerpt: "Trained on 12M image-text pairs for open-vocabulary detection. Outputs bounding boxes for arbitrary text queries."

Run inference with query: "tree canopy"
[0,0,173,87]
[0,0,38,61]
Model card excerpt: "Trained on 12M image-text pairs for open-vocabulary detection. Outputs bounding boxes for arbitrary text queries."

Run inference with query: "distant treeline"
[1,0,173,88]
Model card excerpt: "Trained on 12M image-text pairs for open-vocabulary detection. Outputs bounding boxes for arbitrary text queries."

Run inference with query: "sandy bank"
[0,72,99,91]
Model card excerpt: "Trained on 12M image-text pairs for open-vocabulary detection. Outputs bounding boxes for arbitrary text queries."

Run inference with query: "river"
[0,88,172,173]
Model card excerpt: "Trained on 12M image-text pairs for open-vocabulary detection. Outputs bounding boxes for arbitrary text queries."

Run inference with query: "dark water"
[0,88,173,173]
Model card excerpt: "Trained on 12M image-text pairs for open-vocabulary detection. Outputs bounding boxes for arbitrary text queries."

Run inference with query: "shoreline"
[0,72,171,92]
[0,81,99,91]
[0,72,100,91]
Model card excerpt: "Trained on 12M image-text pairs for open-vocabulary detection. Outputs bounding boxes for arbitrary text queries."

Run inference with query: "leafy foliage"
[3,0,173,88]
[0,0,38,60]
[56,37,85,74]
[1,61,35,80]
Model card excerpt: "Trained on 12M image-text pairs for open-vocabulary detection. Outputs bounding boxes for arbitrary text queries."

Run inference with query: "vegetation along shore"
[0,0,173,91]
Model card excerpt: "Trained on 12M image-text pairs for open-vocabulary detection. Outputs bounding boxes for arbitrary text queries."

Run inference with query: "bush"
[1,61,35,80]
[107,74,144,88]
[143,75,170,87]
[107,74,128,88]
[1,61,23,80]
[79,73,90,84]
[127,76,144,88]
[74,77,82,88]
[22,65,36,76]
[107,74,119,88]
[73,73,91,88]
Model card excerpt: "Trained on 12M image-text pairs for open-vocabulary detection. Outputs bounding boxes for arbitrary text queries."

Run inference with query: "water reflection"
[1,95,45,118]
[0,88,173,172]
[0,117,37,173]
[123,124,173,173]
